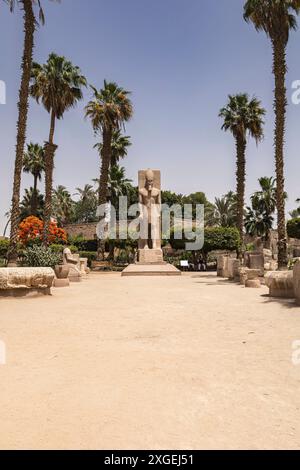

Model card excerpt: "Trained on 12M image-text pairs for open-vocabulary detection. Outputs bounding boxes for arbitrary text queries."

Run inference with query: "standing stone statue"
[138,169,164,264]
[121,169,181,276]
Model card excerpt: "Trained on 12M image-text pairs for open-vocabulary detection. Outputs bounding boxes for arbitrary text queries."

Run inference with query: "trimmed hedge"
[169,227,241,253]
[79,251,97,267]
[287,218,300,240]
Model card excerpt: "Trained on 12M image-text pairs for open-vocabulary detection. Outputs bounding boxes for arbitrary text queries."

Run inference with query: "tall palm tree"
[85,81,133,209]
[219,94,265,244]
[244,0,300,268]
[30,53,86,242]
[23,142,45,215]
[94,130,132,167]
[5,0,46,263]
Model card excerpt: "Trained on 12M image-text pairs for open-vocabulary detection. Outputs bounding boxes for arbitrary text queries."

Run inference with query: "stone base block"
[239,268,262,285]
[69,275,81,283]
[138,249,165,265]
[53,278,70,288]
[265,271,294,299]
[122,263,181,277]
[245,279,261,289]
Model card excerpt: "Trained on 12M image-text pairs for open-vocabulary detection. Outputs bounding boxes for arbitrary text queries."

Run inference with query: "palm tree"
[94,130,132,167]
[290,199,300,218]
[245,177,277,243]
[244,0,300,268]
[210,192,237,228]
[108,165,133,208]
[219,94,265,245]
[30,53,86,243]
[85,81,133,208]
[245,206,274,240]
[19,187,44,220]
[73,185,98,223]
[251,177,277,216]
[52,185,74,226]
[5,0,46,263]
[23,142,45,215]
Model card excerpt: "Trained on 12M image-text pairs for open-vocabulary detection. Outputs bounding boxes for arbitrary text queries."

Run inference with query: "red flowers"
[18,216,67,245]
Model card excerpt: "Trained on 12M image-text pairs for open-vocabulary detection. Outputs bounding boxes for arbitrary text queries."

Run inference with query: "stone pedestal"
[53,278,70,288]
[122,169,181,277]
[138,249,165,265]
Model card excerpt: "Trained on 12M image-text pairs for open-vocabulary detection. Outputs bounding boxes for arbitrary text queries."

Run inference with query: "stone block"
[238,268,262,286]
[227,259,241,280]
[293,261,300,305]
[0,267,54,297]
[265,271,294,299]
[245,279,261,288]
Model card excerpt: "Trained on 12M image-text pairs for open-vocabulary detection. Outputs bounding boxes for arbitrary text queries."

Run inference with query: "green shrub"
[169,227,241,253]
[23,245,62,269]
[79,251,97,268]
[203,227,241,253]
[0,239,10,258]
[69,237,98,252]
[49,244,65,254]
[287,218,300,240]
[68,245,79,254]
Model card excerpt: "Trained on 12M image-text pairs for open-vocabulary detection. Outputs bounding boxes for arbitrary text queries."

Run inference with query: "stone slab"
[0,267,54,297]
[122,264,181,277]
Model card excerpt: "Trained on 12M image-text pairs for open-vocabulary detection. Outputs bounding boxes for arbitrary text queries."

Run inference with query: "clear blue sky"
[1,0,300,233]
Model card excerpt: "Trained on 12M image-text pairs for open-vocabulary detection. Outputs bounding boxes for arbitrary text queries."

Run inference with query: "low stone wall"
[0,267,54,297]
[63,223,97,239]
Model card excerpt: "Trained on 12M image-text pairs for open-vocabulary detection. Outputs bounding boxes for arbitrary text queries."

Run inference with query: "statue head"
[145,169,154,190]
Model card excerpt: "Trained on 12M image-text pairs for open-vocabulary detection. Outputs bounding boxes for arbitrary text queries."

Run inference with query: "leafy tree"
[244,0,300,268]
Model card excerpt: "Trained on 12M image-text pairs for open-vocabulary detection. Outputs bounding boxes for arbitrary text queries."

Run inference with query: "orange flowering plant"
[18,216,67,246]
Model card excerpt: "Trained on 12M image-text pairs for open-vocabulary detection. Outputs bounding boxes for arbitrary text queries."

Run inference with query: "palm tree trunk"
[8,0,35,265]
[272,39,288,270]
[97,126,112,258]
[32,173,38,216]
[236,136,246,248]
[43,110,57,245]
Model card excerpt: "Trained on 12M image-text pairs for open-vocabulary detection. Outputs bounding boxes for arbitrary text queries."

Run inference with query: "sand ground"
[0,272,300,450]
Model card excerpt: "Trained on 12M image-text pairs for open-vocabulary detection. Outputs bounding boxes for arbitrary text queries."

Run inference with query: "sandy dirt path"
[0,272,300,450]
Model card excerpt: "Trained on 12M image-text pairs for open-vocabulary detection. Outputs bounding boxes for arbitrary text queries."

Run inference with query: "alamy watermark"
[0,80,6,105]
[0,340,6,365]
[95,198,205,251]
